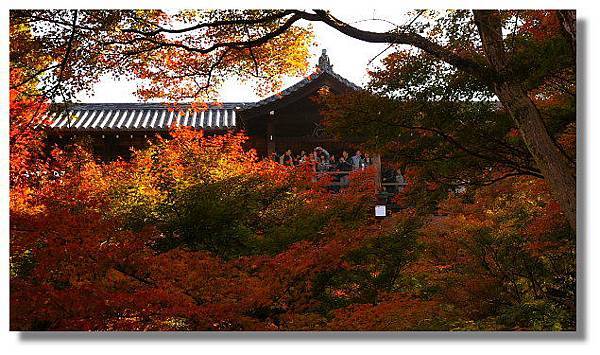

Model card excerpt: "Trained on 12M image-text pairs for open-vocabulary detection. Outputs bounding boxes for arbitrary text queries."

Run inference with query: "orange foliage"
[11,126,401,330]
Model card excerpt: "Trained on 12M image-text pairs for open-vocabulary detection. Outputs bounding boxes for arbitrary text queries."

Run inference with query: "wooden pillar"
[374,154,382,191]
[266,111,275,155]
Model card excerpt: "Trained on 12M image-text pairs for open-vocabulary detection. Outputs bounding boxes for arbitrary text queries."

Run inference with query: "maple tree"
[9,126,575,330]
[10,10,313,102]
[9,9,576,331]
[10,127,384,330]
[11,9,576,229]
[413,177,575,330]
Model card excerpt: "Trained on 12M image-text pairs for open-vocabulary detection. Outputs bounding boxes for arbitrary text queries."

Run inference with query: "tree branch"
[296,9,494,81]
[473,10,507,73]
[122,10,295,36]
[121,13,303,55]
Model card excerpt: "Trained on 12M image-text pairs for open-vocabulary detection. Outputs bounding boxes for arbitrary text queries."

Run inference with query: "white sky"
[76,10,411,103]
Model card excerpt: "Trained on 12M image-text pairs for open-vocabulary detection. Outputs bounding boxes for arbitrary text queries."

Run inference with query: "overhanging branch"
[295,10,494,82]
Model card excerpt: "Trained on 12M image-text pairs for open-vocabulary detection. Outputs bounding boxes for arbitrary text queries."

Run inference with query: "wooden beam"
[266,113,275,155]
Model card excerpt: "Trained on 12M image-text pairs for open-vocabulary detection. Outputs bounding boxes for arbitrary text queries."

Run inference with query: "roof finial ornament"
[317,48,332,71]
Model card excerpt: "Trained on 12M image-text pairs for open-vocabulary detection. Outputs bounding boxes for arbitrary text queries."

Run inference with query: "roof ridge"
[62,102,249,110]
[244,66,361,110]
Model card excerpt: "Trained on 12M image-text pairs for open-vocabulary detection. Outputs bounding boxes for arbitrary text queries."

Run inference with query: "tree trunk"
[494,81,576,230]
[308,10,577,230]
[474,10,576,231]
[557,10,577,56]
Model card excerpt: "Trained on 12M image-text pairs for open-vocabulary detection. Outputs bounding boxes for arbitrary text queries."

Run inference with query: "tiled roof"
[46,102,245,131]
[45,50,361,132]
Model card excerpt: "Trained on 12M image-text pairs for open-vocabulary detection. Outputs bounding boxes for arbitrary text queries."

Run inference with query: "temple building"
[45,49,362,160]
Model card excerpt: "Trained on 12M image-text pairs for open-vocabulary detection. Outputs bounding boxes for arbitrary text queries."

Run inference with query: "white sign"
[375,205,387,217]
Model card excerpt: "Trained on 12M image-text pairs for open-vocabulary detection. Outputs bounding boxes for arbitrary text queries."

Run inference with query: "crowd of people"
[269,146,406,192]
[270,147,373,173]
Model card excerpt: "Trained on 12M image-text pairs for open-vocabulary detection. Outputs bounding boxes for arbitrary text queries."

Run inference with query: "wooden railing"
[312,170,407,191]
[292,154,407,192]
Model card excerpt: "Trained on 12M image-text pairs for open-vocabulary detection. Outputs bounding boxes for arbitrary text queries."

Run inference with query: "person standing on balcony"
[314,147,330,161]
[317,155,329,172]
[270,151,279,162]
[351,150,364,170]
[337,151,352,186]
[279,149,294,166]
[307,151,318,172]
[338,151,352,171]
[299,152,310,164]
[314,147,330,172]
[296,150,306,165]
[395,168,406,192]
[328,154,337,172]
[363,153,372,167]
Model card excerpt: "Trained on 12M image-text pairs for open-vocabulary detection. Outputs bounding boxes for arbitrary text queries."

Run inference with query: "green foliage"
[495,300,573,330]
